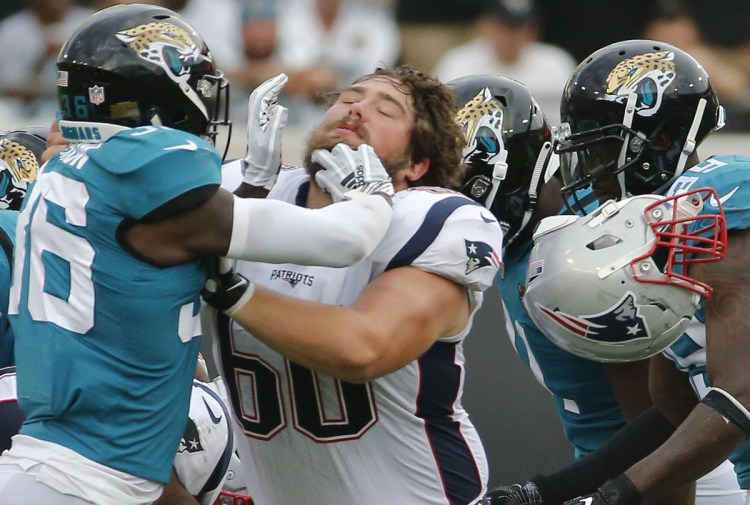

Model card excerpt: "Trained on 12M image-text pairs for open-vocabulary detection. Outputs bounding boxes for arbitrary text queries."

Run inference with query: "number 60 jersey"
[207,167,503,505]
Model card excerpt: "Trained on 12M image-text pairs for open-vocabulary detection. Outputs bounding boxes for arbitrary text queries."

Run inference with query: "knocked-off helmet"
[523,188,727,362]
[449,74,557,248]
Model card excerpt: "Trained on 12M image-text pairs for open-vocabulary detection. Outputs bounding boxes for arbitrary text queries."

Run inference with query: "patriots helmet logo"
[535,291,650,343]
[465,239,501,274]
[178,418,205,454]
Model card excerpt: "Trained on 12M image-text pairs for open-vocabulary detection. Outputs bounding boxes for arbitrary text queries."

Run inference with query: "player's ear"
[403,158,429,184]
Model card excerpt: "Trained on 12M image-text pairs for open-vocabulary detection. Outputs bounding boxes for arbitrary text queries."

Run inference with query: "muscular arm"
[648,354,698,427]
[125,188,392,268]
[604,360,653,420]
[624,228,750,502]
[228,266,472,383]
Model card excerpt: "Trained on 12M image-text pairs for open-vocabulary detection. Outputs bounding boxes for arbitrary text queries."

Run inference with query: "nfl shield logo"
[89,85,105,105]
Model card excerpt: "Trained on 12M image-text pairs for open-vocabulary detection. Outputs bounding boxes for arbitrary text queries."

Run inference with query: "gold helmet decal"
[0,136,40,210]
[114,21,214,120]
[116,22,209,85]
[604,51,677,117]
[455,87,505,168]
[0,138,39,184]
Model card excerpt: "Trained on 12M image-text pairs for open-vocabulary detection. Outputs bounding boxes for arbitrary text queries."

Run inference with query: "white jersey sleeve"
[372,187,503,292]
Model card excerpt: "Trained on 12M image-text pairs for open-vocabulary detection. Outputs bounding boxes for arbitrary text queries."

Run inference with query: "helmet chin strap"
[674,97,706,182]
[506,141,553,247]
[483,149,508,212]
[617,93,639,198]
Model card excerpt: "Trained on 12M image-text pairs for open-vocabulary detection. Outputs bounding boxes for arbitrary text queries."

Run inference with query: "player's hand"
[242,73,288,190]
[42,120,68,163]
[561,477,641,505]
[201,257,255,317]
[312,143,394,202]
[482,481,545,504]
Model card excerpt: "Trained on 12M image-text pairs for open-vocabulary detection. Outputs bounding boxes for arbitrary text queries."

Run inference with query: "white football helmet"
[522,188,727,362]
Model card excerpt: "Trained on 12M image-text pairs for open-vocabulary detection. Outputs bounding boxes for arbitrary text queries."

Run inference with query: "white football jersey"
[208,168,503,505]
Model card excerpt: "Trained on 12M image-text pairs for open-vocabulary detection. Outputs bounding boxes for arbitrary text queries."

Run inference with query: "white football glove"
[312,143,395,202]
[242,73,289,190]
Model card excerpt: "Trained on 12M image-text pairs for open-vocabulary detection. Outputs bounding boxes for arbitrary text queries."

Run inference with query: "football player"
[200,66,503,504]
[486,39,750,505]
[0,4,396,503]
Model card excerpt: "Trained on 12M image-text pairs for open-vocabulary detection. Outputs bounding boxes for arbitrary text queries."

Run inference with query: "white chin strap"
[617,93,639,197]
[674,98,707,182]
[506,141,553,247]
[483,149,508,212]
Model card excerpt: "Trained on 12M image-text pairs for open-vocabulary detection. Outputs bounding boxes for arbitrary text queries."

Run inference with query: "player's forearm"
[227,194,392,267]
[231,285,385,382]
[625,403,746,502]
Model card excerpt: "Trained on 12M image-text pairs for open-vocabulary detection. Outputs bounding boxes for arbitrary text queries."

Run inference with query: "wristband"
[701,387,750,438]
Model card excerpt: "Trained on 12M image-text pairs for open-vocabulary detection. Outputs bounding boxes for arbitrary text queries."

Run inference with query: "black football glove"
[201,257,255,316]
[483,482,544,505]
[561,476,642,505]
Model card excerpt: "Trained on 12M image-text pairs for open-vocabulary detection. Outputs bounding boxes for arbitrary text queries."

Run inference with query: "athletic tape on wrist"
[701,387,750,438]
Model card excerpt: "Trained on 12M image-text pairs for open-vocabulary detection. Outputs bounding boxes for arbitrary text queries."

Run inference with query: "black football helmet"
[0,126,48,210]
[56,4,230,143]
[449,74,556,248]
[556,39,725,212]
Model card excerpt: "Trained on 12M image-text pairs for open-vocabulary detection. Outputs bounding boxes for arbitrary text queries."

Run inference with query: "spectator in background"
[683,0,750,54]
[0,0,92,124]
[534,0,656,63]
[160,0,244,74]
[434,0,576,124]
[395,0,485,75]
[0,0,24,20]
[272,0,401,128]
[234,0,278,89]
[643,2,750,130]
[226,0,280,126]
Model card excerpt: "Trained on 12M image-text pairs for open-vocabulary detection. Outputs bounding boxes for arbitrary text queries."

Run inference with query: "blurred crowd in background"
[2,0,750,135]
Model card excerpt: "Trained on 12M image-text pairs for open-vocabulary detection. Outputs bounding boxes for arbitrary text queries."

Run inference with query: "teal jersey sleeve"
[0,210,17,368]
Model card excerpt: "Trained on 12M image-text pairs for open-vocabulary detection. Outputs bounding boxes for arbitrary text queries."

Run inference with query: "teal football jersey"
[0,210,18,368]
[8,126,221,483]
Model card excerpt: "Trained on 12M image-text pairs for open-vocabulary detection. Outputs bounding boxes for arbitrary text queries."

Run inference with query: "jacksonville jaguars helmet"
[523,187,727,362]
[448,74,557,247]
[56,4,230,144]
[0,126,48,210]
[556,39,725,213]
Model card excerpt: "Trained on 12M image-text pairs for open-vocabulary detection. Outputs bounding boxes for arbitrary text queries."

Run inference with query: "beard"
[303,119,410,182]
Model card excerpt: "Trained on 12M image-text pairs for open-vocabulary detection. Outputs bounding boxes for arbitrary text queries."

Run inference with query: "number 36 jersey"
[207,167,503,505]
[8,126,221,485]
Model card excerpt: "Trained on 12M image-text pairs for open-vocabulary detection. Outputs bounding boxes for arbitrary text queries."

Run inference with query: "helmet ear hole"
[587,233,623,250]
